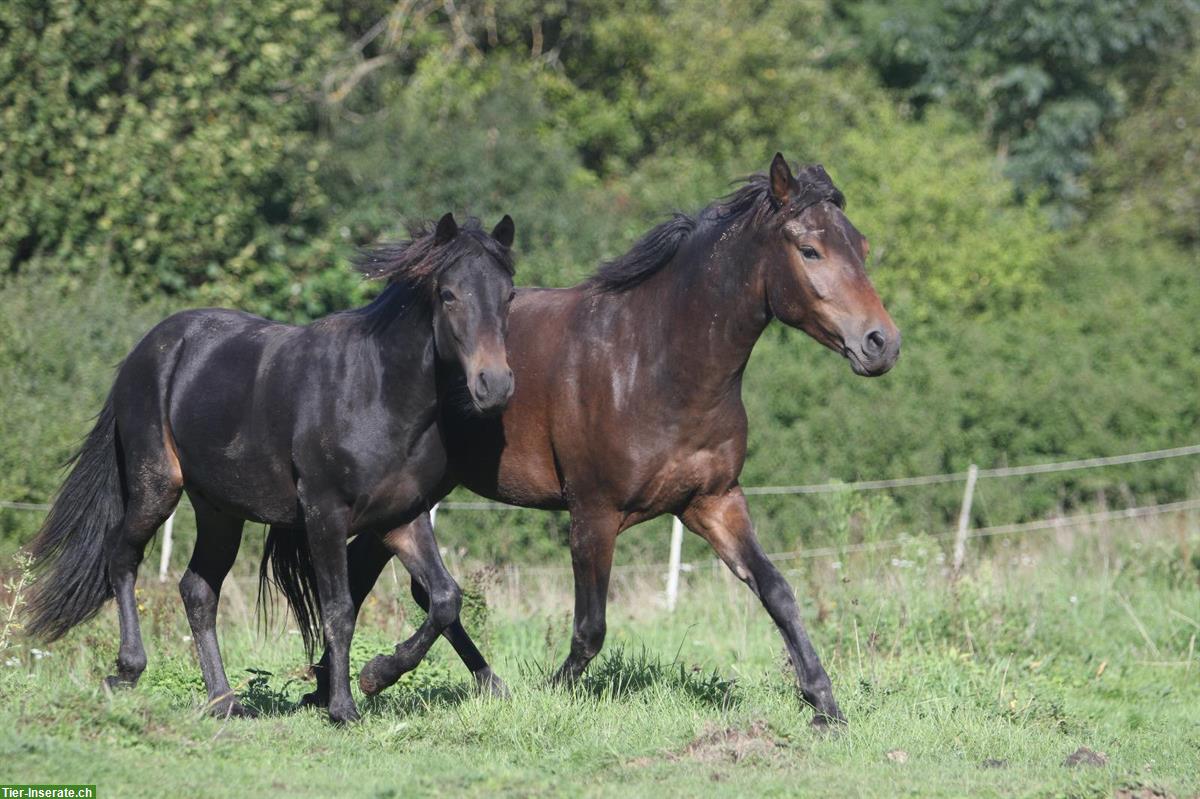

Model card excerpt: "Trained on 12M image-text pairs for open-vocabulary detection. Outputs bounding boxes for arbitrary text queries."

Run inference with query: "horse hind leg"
[105,458,180,686]
[180,492,250,717]
[104,425,184,689]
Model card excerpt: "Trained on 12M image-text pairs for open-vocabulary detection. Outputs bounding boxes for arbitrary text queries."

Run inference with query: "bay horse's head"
[759,154,900,376]
[356,213,517,414]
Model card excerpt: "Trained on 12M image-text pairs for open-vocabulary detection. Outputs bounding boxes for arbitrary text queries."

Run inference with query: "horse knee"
[573,616,606,659]
[427,583,462,629]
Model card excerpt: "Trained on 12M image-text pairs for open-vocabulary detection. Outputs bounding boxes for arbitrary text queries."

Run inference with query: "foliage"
[0,0,351,318]
[0,0,1198,561]
[845,0,1199,220]
[0,275,173,545]
[321,5,1058,320]
[1089,44,1200,248]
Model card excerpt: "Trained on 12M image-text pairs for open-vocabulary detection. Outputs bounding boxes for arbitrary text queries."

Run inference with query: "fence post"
[951,464,979,578]
[666,516,684,611]
[429,502,439,529]
[157,510,175,583]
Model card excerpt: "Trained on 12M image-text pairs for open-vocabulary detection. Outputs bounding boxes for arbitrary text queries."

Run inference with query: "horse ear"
[434,212,458,244]
[491,214,515,248]
[769,152,794,205]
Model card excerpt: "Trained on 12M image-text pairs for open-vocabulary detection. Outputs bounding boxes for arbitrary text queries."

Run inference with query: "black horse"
[26,213,517,724]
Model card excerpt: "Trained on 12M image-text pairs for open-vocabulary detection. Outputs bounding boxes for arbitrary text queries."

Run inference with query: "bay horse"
[295,154,899,727]
[25,214,517,724]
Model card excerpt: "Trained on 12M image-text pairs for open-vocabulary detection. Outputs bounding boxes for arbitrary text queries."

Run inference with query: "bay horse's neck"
[613,220,769,401]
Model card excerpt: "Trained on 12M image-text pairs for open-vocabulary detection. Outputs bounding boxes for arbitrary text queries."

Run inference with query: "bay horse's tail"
[25,395,124,641]
[258,526,322,661]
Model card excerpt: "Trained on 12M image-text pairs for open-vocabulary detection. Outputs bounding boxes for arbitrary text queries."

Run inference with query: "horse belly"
[176,444,301,525]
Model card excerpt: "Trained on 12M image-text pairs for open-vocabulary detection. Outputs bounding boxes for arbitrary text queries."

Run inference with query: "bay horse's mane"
[345,217,515,333]
[589,165,845,293]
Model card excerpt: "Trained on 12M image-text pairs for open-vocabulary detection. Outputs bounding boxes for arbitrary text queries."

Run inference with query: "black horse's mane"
[354,217,515,285]
[345,217,514,332]
[589,165,845,293]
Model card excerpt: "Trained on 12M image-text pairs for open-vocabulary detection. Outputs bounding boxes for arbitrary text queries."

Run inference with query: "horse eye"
[799,245,820,260]
[508,290,516,304]
[439,288,456,304]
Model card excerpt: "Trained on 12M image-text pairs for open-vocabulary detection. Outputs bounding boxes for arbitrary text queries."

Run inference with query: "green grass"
[1,517,1198,798]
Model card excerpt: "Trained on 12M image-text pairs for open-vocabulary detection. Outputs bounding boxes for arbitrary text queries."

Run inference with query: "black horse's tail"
[258,526,322,661]
[25,396,124,642]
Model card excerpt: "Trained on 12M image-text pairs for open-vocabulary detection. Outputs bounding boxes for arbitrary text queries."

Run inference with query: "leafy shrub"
[0,0,347,318]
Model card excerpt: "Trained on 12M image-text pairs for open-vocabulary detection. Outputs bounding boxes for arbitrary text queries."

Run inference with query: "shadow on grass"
[237,668,307,717]
[360,680,474,717]
[520,645,740,710]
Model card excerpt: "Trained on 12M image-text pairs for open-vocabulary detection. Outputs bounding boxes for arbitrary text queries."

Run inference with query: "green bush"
[0,0,348,319]
[0,275,173,546]
[1,0,1197,565]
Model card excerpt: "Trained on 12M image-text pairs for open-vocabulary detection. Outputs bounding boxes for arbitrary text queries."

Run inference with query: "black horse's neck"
[345,282,430,337]
[322,283,442,408]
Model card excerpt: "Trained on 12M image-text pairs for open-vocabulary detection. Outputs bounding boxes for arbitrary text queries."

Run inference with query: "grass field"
[1,511,1198,798]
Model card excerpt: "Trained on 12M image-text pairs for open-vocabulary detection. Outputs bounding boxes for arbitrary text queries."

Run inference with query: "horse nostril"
[864,329,886,356]
[475,371,490,398]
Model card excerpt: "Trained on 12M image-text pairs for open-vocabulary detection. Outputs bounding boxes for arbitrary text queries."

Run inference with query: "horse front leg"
[298,495,358,725]
[301,531,392,708]
[552,509,621,687]
[410,570,510,698]
[682,488,844,729]
[357,516,466,696]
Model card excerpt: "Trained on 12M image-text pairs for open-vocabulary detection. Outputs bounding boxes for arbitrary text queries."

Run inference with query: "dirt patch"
[886,749,909,764]
[981,758,1009,769]
[1064,746,1109,767]
[1114,786,1174,799]
[678,720,783,764]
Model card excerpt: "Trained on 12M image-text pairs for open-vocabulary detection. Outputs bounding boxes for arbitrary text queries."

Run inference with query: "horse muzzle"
[468,364,514,415]
[845,324,900,377]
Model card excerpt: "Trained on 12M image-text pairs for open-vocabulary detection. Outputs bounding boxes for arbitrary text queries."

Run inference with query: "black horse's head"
[354,213,517,415]
[428,213,516,414]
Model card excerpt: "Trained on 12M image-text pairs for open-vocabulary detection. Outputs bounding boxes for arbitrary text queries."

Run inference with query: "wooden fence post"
[951,464,979,578]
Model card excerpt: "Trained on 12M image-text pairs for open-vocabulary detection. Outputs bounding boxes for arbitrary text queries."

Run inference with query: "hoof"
[328,702,360,726]
[809,712,847,734]
[358,655,396,697]
[209,696,257,719]
[474,669,511,700]
[103,674,137,691]
[548,670,580,691]
[298,689,328,709]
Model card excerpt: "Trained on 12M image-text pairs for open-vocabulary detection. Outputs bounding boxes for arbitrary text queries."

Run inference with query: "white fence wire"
[3,443,1198,598]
